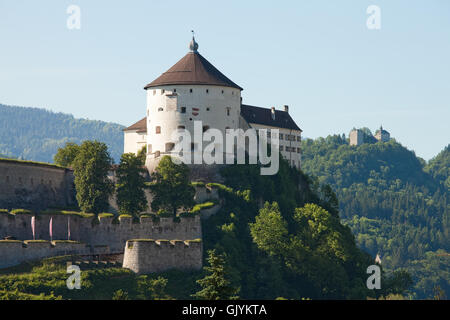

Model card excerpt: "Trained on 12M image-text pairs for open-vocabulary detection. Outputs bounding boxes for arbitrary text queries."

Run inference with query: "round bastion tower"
[143,36,243,172]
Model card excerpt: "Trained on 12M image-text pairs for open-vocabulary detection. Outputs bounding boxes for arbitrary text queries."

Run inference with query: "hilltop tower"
[143,36,243,171]
[375,125,390,142]
[123,35,303,172]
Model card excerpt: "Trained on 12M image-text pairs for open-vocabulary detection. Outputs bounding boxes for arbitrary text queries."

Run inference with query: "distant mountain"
[0,104,124,163]
[301,136,449,299]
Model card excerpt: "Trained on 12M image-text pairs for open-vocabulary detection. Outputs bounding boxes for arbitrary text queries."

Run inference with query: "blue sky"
[0,0,449,160]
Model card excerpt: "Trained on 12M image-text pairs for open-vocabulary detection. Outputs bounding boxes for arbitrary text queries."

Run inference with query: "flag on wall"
[31,216,36,240]
[49,217,53,241]
[67,217,71,240]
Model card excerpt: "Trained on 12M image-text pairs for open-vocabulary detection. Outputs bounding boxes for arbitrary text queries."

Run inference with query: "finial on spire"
[189,30,199,52]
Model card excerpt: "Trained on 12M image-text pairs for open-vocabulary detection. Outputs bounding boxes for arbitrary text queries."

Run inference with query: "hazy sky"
[0,0,449,160]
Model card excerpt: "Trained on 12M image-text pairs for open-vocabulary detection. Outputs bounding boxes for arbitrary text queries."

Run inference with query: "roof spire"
[189,30,199,53]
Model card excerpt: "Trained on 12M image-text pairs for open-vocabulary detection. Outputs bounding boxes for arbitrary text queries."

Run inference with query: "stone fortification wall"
[0,240,91,269]
[122,239,202,274]
[0,213,201,253]
[0,159,75,210]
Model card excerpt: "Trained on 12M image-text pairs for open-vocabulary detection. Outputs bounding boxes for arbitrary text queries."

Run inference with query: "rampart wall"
[0,240,91,269]
[0,213,201,253]
[0,159,75,210]
[122,239,202,274]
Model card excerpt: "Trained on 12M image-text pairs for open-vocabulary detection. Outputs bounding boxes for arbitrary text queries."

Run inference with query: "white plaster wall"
[124,131,147,155]
[248,123,302,169]
[145,85,241,163]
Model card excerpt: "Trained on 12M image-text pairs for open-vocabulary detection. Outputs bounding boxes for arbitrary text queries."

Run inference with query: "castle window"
[173,89,177,93]
[226,108,231,116]
[222,90,224,94]
[206,107,210,111]
[158,107,164,112]
[165,143,175,152]
[181,107,186,114]
[279,133,284,140]
[155,151,160,158]
[297,136,301,142]
[203,125,210,133]
[161,89,165,95]
[297,148,301,153]
[156,126,161,134]
[178,125,186,130]
[190,89,193,93]
[206,89,209,94]
[191,143,195,151]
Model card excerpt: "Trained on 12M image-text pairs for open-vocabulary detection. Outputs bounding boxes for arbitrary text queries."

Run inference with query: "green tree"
[53,142,80,167]
[249,202,288,257]
[137,145,147,163]
[72,140,114,214]
[193,250,239,300]
[149,156,195,217]
[112,289,129,300]
[116,153,148,216]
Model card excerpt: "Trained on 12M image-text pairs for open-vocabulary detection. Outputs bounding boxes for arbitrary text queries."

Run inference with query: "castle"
[0,36,304,274]
[349,126,391,146]
[124,36,303,171]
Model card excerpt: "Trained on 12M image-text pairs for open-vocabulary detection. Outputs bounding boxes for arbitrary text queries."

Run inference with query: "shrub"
[191,181,206,188]
[0,209,9,214]
[98,213,114,219]
[10,209,33,215]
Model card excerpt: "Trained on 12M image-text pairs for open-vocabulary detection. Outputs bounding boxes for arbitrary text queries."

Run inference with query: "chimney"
[284,105,289,113]
[271,107,276,120]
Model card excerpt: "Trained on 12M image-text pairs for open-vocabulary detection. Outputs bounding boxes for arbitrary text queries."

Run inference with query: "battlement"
[0,240,91,269]
[123,239,202,274]
[0,212,201,254]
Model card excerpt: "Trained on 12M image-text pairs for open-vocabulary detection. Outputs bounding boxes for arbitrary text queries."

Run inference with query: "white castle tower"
[124,35,303,173]
[142,36,243,171]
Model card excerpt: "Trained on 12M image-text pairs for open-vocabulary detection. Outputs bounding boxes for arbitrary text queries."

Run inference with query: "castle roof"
[144,51,243,91]
[240,104,302,132]
[123,117,147,133]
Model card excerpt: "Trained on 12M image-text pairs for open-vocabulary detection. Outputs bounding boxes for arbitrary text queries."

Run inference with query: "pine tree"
[193,250,239,300]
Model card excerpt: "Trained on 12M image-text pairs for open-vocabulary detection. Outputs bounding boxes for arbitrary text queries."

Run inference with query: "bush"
[98,213,114,219]
[10,209,33,215]
[0,209,9,214]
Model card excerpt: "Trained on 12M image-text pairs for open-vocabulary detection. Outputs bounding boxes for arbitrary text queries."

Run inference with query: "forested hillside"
[301,135,449,299]
[0,104,124,163]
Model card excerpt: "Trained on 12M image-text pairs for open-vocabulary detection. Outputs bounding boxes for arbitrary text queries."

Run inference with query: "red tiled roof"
[123,117,147,133]
[144,52,243,91]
